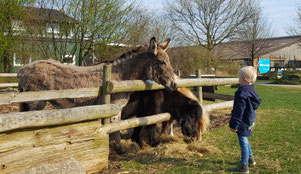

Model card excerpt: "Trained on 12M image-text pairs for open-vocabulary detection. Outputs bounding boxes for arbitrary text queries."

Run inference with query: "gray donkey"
[18,37,176,111]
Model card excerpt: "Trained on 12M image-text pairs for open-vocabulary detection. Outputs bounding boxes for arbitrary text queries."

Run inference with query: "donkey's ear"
[160,38,171,51]
[149,37,158,55]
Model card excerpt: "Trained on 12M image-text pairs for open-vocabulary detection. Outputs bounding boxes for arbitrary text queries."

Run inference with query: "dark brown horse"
[17,37,176,111]
[120,87,210,148]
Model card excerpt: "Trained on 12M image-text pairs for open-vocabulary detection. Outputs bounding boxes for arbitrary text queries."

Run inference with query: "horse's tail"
[200,104,210,133]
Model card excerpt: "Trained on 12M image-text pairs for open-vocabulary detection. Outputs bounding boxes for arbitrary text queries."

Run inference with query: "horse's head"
[179,100,203,139]
[145,37,177,91]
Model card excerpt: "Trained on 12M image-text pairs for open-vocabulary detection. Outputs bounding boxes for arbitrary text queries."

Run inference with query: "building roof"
[213,36,301,60]
[25,7,75,23]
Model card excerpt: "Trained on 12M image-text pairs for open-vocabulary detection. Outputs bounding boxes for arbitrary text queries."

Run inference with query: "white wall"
[261,43,301,63]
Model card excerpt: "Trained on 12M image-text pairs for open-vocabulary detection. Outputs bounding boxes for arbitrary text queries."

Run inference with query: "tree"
[287,4,301,69]
[164,0,253,60]
[237,1,273,66]
[70,0,135,65]
[288,4,301,35]
[288,4,301,43]
[122,5,179,47]
[123,7,152,47]
[27,0,134,65]
[0,0,33,72]
[168,46,210,76]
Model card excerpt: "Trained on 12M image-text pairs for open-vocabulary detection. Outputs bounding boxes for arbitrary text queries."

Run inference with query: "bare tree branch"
[236,1,273,65]
[164,0,253,55]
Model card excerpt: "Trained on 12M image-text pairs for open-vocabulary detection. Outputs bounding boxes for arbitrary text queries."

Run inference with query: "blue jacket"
[229,84,262,136]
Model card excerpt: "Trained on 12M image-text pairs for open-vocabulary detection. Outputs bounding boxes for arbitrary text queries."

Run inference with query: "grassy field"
[103,84,301,174]
[202,84,301,173]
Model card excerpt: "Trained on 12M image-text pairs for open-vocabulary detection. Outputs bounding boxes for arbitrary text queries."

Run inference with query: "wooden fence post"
[101,65,112,125]
[194,69,203,104]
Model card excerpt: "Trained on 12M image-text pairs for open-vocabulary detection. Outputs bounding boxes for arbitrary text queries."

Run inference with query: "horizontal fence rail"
[0,104,120,133]
[104,78,239,93]
[0,76,238,90]
[0,101,234,134]
[176,78,238,88]
[0,83,18,89]
[0,73,17,77]
[0,78,238,105]
[100,100,235,134]
[99,113,171,134]
[0,73,18,89]
[0,88,100,105]
[204,100,234,113]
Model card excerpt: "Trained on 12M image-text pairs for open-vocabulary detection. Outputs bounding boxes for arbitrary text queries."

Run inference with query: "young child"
[230,66,262,173]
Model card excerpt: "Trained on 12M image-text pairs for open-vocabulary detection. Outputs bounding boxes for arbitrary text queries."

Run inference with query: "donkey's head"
[179,100,203,139]
[144,37,176,91]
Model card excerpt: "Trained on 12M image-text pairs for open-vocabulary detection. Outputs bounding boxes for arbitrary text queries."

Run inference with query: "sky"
[139,0,300,37]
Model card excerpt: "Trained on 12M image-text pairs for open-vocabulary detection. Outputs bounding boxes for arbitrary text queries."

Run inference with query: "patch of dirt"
[101,110,232,174]
[0,102,55,114]
[0,103,20,114]
[208,109,232,131]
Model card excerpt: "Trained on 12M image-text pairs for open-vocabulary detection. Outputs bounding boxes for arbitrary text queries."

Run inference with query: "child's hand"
[230,128,238,132]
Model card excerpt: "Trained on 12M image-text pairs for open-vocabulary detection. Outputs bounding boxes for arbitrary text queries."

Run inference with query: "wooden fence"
[0,73,17,77]
[0,68,238,174]
[0,73,18,89]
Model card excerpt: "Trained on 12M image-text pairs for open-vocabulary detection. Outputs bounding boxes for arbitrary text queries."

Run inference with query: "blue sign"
[259,59,270,73]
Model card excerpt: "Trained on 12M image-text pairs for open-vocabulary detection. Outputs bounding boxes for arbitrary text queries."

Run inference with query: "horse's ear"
[149,37,158,55]
[160,38,171,51]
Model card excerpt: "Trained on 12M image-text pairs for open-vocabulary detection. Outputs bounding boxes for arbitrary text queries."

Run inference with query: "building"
[0,7,81,73]
[213,36,301,73]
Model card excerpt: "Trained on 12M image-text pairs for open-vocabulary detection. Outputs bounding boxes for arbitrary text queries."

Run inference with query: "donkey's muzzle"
[166,81,177,91]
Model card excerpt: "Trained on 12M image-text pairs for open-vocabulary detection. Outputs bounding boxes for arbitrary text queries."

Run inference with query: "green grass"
[204,84,301,173]
[260,70,301,85]
[113,84,301,173]
[0,77,18,83]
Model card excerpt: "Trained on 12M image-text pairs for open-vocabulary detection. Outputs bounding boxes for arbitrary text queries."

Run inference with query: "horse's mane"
[177,88,199,101]
[96,45,148,65]
[17,44,152,82]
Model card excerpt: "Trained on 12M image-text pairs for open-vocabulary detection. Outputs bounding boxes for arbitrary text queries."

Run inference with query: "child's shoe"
[231,164,249,173]
[249,156,256,167]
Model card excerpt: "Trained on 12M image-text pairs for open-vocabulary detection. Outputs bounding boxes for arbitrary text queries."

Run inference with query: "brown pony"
[17,37,176,111]
[120,87,210,148]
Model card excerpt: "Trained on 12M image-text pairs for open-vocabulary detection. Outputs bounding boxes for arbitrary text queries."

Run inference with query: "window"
[12,20,25,31]
[13,54,22,66]
[46,23,60,34]
[62,55,75,65]
[69,28,74,38]
[13,54,32,66]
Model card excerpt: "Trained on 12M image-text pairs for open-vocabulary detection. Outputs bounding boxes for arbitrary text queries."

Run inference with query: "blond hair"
[238,66,257,84]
